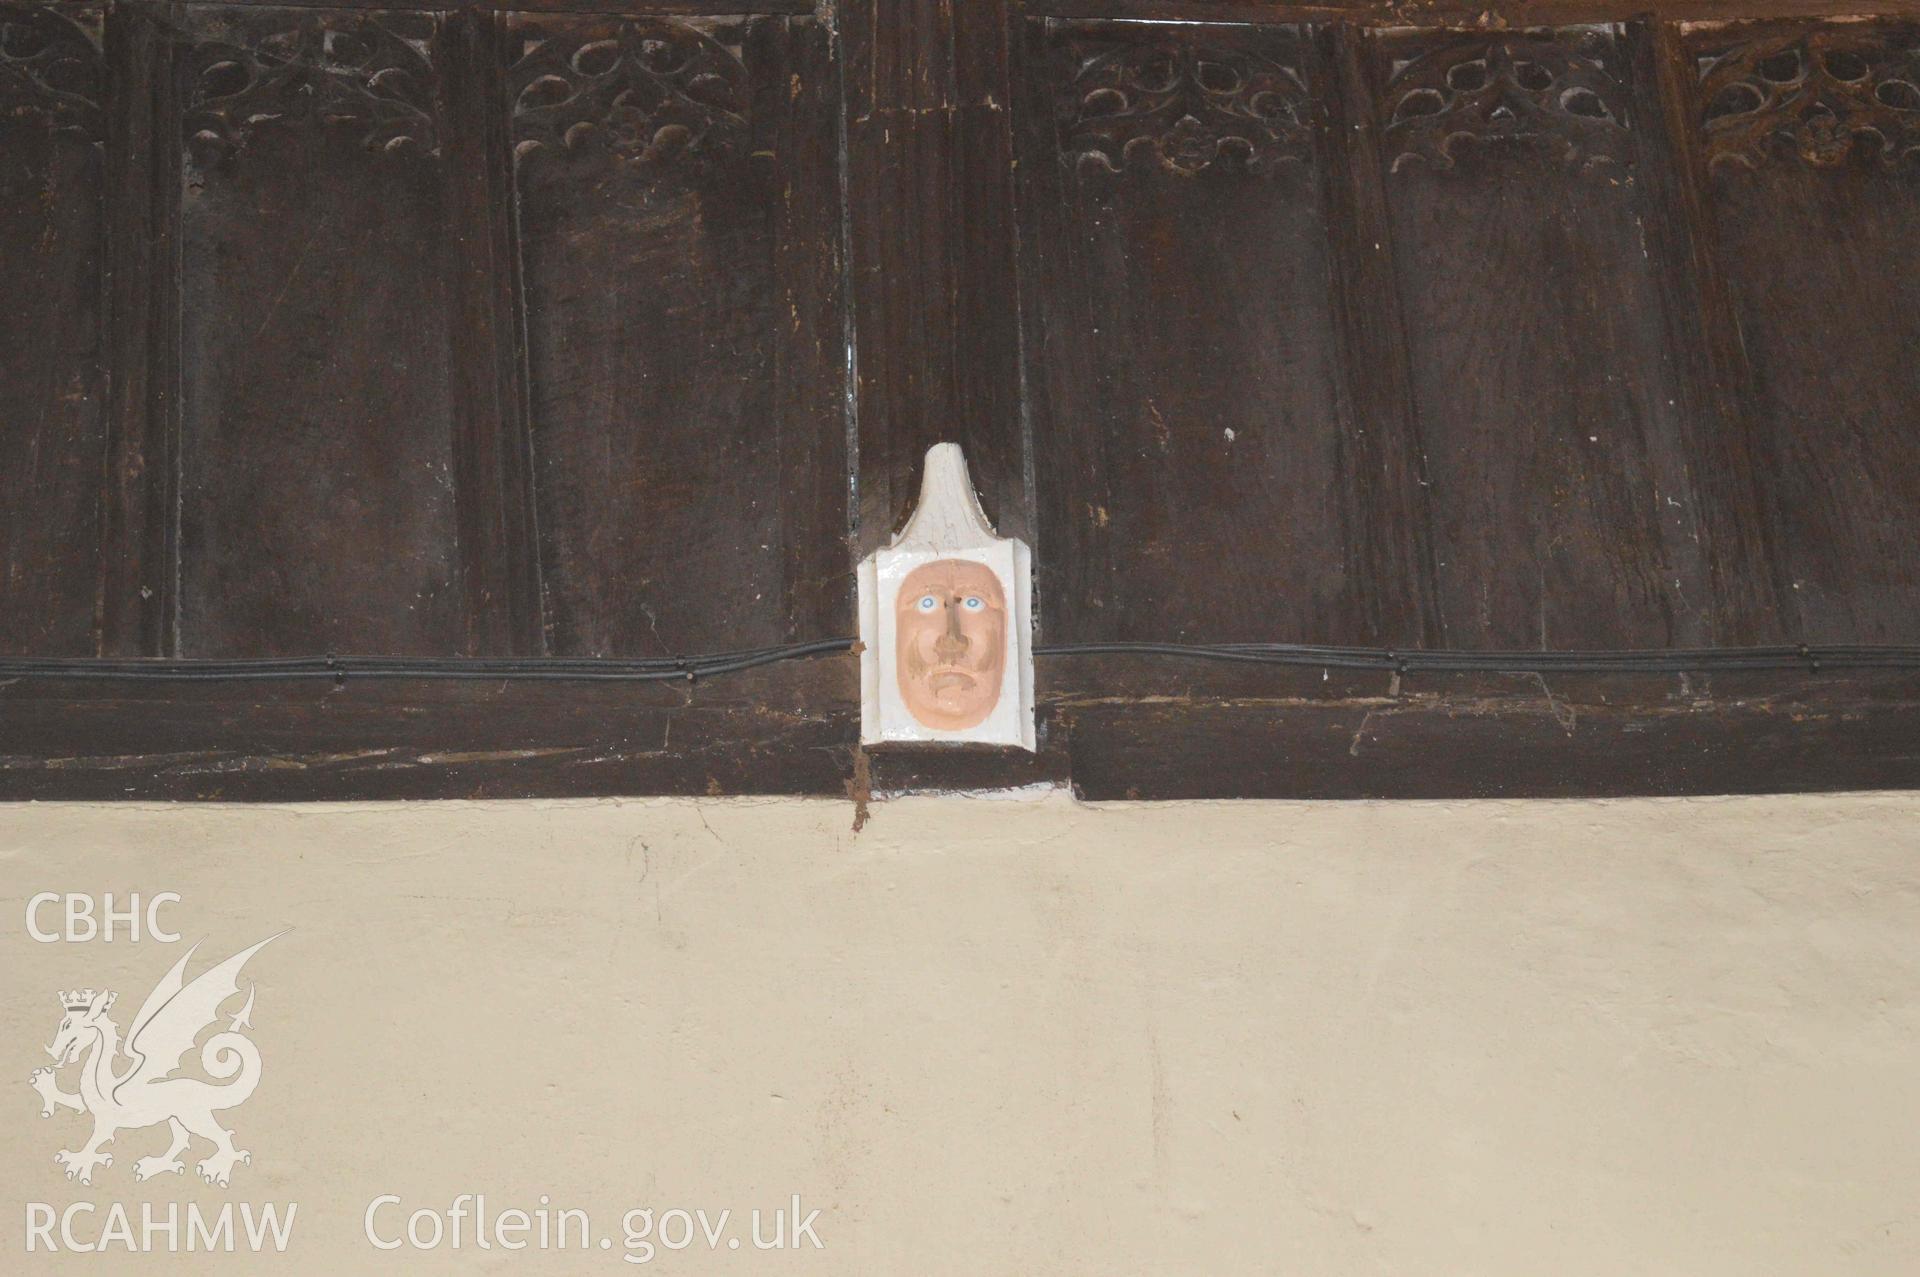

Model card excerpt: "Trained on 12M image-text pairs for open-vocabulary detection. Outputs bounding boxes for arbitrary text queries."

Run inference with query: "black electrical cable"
[2,639,1919,683]
[0,639,855,683]
[1031,641,1920,674]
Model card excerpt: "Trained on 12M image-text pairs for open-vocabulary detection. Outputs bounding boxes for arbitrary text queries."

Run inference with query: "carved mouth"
[926,670,977,694]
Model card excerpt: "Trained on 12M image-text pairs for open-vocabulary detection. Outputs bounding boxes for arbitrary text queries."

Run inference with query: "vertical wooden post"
[839,0,1032,556]
[767,14,858,639]
[98,0,182,656]
[1628,17,1787,644]
[1314,24,1439,648]
[439,9,545,656]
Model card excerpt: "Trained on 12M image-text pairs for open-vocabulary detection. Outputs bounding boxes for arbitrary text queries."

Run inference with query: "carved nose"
[935,604,968,659]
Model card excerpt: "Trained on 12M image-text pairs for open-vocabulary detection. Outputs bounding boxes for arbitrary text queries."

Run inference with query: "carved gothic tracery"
[0,3,103,142]
[1697,27,1920,170]
[1382,28,1631,175]
[1056,33,1312,177]
[508,20,748,170]
[183,16,439,161]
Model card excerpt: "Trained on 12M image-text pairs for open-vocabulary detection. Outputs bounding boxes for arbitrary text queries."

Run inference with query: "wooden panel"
[185,0,817,12]
[1055,666,1920,800]
[175,6,465,656]
[842,0,1029,552]
[1688,20,1920,643]
[0,657,859,800]
[441,9,543,656]
[5,659,1920,800]
[1029,0,1920,24]
[1018,19,1363,644]
[1372,25,1711,649]
[508,13,846,656]
[1627,19,1787,644]
[0,3,106,654]
[99,2,183,656]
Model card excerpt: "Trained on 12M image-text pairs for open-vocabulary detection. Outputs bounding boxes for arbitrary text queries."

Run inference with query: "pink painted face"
[894,559,1006,731]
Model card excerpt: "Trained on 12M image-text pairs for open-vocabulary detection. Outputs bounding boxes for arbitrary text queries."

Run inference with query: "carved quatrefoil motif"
[1383,28,1631,174]
[183,16,439,161]
[0,3,103,142]
[1697,28,1920,170]
[509,20,748,170]
[1057,36,1312,176]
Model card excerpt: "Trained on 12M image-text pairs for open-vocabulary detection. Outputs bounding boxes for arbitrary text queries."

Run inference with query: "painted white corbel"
[858,443,1035,750]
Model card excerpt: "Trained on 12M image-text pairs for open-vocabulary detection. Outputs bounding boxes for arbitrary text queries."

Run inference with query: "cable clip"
[1799,643,1819,674]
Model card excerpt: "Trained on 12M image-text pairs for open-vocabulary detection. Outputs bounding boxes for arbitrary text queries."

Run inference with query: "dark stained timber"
[1370,25,1712,650]
[174,6,466,657]
[507,13,846,656]
[441,9,542,658]
[1017,19,1364,645]
[0,3,106,654]
[842,0,1029,553]
[4,0,1920,801]
[4,660,1920,800]
[1687,20,1920,642]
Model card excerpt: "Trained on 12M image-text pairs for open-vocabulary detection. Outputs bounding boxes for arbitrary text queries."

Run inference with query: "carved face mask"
[894,559,1007,731]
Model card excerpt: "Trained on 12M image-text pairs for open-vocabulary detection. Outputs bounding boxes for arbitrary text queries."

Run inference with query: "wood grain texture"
[1055,667,1920,799]
[1017,18,1371,645]
[174,6,466,656]
[0,657,859,799]
[4,0,1920,802]
[4,659,1918,800]
[442,8,543,655]
[0,3,107,654]
[1687,19,1920,642]
[163,0,815,11]
[98,0,182,656]
[1369,25,1712,649]
[1317,23,1439,647]
[1626,18,1788,643]
[508,13,845,656]
[842,0,1030,552]
[1030,0,1920,24]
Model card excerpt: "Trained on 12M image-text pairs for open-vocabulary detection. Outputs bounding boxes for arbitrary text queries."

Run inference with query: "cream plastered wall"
[1,792,1917,1275]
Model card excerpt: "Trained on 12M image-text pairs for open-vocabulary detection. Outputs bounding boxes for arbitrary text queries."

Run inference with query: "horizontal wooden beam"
[0,660,858,800]
[144,0,816,15]
[1027,0,1920,26]
[4,657,1916,800]
[1046,660,1920,799]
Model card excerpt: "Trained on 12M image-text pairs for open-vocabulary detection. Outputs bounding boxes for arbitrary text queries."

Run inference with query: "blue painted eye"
[963,596,984,610]
[917,595,937,611]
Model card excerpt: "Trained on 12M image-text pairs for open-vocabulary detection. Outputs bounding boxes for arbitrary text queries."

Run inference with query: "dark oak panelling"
[6,661,1920,800]
[174,0,815,11]
[1319,24,1438,646]
[1031,0,1920,22]
[1687,20,1920,642]
[0,3,106,654]
[1370,25,1711,649]
[5,0,1920,803]
[442,9,542,656]
[99,2,182,656]
[1053,664,1920,800]
[508,13,845,656]
[842,0,1030,552]
[0,658,860,799]
[174,7,466,656]
[1627,19,1788,643]
[1017,19,1368,644]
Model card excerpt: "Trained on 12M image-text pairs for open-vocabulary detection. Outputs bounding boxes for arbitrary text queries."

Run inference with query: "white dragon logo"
[28,934,281,1188]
